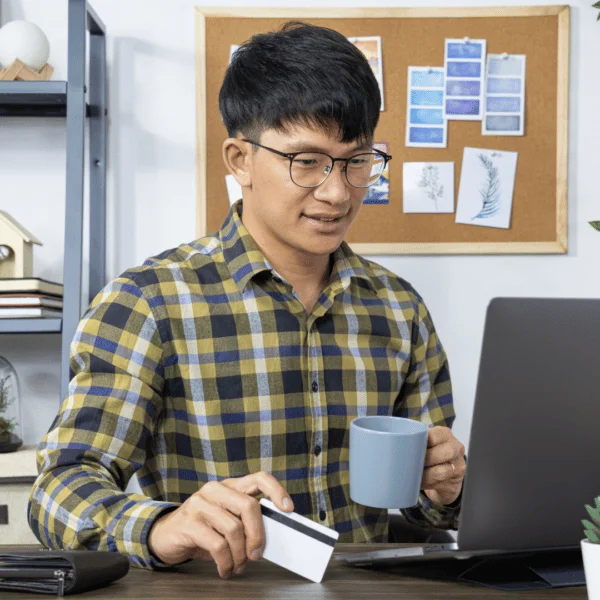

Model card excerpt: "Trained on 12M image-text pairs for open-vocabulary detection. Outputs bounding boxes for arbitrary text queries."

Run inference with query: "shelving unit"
[0,0,107,404]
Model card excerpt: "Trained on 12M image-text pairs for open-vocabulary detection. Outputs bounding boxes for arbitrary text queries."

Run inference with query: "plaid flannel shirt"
[28,200,461,569]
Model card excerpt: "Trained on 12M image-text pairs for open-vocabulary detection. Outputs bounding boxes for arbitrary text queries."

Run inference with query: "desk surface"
[0,544,588,599]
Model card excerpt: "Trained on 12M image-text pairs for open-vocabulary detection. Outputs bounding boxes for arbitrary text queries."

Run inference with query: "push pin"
[463,36,470,44]
[501,52,509,59]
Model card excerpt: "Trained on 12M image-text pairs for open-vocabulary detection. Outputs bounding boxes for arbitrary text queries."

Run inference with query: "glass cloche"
[0,356,23,453]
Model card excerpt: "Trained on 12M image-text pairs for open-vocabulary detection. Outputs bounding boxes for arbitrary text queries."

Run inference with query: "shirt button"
[311,381,318,393]
[319,510,326,521]
[314,445,321,456]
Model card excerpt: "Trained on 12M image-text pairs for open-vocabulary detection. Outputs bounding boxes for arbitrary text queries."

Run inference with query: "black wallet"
[0,550,130,596]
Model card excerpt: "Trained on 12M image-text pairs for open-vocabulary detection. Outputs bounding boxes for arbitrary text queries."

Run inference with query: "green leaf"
[583,529,600,544]
[586,504,600,524]
[594,1,600,7]
[585,530,600,543]
[583,518,597,529]
[590,221,600,231]
[595,497,600,510]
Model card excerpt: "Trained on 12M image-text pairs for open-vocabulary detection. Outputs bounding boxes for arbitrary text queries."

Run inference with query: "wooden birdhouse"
[0,210,42,279]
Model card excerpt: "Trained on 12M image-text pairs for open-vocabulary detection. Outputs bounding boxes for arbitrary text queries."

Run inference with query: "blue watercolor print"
[445,99,480,115]
[447,61,481,78]
[485,115,520,131]
[446,80,480,96]
[486,97,521,113]
[410,108,444,125]
[409,127,444,144]
[487,77,521,94]
[488,56,523,77]
[411,70,444,88]
[410,90,444,106]
[447,42,483,59]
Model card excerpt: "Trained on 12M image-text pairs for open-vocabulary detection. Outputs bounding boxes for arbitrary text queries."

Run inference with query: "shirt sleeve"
[394,290,462,530]
[27,275,180,569]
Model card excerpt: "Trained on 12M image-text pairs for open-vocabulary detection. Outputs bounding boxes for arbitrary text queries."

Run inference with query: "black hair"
[219,21,381,145]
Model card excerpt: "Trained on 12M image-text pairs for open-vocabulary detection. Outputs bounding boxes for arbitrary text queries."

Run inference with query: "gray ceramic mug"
[349,415,429,509]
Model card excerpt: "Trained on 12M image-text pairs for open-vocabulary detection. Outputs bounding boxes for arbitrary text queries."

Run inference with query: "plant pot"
[582,538,600,599]
[0,432,23,453]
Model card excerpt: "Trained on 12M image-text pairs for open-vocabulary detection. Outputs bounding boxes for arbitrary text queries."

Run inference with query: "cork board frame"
[195,6,569,255]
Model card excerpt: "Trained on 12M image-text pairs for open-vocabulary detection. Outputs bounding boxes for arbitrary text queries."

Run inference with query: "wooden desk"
[0,544,588,599]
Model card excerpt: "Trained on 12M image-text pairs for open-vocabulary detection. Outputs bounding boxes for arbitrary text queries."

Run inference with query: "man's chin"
[296,236,343,257]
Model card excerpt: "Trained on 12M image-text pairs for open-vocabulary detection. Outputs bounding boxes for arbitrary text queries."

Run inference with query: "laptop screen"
[458,297,600,552]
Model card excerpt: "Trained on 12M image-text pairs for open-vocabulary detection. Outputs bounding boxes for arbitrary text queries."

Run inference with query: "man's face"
[242,124,371,258]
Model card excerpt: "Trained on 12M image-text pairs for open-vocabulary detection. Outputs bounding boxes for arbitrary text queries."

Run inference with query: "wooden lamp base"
[0,59,54,81]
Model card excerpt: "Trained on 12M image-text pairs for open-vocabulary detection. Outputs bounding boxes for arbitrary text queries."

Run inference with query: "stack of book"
[0,278,64,319]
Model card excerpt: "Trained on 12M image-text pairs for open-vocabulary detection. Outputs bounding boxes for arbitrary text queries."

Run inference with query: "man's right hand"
[147,471,294,579]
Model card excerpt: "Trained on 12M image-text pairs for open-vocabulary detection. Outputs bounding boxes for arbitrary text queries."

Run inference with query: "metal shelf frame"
[0,319,62,334]
[0,81,69,116]
[0,0,107,404]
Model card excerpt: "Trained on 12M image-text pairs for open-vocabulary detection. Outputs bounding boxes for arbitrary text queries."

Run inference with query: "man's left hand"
[421,426,466,506]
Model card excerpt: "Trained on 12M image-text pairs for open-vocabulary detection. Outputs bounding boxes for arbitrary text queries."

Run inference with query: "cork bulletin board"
[195,6,569,255]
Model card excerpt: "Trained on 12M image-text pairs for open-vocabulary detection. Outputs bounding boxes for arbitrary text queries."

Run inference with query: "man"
[28,22,466,580]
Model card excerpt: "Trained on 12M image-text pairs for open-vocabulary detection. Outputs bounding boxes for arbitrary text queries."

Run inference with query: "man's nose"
[315,161,349,202]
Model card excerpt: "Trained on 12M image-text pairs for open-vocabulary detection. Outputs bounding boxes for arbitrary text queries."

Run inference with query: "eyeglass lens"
[290,153,385,188]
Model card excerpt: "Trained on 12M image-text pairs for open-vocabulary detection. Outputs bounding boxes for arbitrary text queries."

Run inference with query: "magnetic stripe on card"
[260,505,337,547]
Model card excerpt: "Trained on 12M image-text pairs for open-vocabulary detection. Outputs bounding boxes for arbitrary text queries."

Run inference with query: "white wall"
[1,0,599,459]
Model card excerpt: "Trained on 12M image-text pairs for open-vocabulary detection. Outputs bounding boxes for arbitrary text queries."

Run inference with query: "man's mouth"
[302,214,345,223]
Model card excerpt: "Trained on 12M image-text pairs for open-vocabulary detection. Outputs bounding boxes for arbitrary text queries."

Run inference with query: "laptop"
[339,297,600,586]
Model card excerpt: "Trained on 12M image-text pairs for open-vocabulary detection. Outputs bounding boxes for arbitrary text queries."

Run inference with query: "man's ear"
[222,137,252,187]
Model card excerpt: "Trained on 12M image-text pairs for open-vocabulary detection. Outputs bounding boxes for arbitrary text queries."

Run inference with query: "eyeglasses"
[241,139,392,189]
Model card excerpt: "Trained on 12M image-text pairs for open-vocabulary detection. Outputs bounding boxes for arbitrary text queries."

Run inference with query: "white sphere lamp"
[0,20,50,71]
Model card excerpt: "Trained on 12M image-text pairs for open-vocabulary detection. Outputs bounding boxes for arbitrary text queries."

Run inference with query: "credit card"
[259,498,339,583]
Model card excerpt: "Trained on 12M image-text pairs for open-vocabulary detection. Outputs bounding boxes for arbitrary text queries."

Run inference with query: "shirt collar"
[220,200,273,291]
[330,241,377,293]
[220,200,376,294]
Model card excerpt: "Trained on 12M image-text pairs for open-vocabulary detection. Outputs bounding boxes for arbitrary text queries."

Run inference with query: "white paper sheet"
[482,54,526,136]
[455,147,518,229]
[225,174,243,206]
[405,66,447,148]
[443,38,487,121]
[403,162,454,213]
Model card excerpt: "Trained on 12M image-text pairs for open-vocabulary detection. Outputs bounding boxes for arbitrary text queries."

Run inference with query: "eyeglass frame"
[240,138,392,189]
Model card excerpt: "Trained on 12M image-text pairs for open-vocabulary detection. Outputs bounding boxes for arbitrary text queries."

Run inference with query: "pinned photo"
[363,142,390,204]
[443,38,487,121]
[482,54,526,136]
[403,162,454,213]
[347,36,384,111]
[405,66,447,148]
[455,147,518,229]
[229,44,241,64]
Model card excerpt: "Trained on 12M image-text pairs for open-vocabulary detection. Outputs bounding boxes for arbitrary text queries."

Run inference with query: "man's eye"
[348,158,369,166]
[295,159,318,167]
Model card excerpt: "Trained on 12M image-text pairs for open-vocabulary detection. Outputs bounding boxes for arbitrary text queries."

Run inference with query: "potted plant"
[0,373,22,453]
[582,497,600,598]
